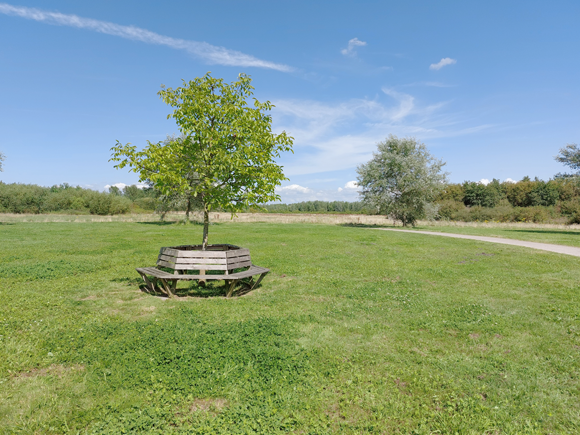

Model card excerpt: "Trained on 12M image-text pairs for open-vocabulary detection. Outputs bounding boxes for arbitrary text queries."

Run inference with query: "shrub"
[436,200,466,220]
[558,199,580,216]
[0,183,48,213]
[511,206,551,223]
[110,196,132,214]
[134,197,158,211]
[86,192,113,215]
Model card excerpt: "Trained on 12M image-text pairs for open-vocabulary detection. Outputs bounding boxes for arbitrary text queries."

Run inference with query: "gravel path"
[374,228,580,258]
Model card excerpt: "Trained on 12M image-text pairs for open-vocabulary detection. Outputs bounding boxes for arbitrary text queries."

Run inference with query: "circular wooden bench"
[136,244,269,297]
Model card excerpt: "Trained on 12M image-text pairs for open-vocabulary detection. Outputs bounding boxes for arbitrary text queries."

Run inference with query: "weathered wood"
[136,265,270,297]
[225,248,251,258]
[160,247,228,258]
[224,259,252,269]
[161,256,229,265]
[169,263,229,271]
[226,280,237,297]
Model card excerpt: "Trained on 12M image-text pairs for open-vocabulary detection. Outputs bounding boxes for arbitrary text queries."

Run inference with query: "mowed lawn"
[1,221,579,434]
[408,224,580,249]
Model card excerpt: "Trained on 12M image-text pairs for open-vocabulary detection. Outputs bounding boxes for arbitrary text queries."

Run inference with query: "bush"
[558,199,580,216]
[134,197,158,211]
[110,196,132,214]
[436,200,466,220]
[0,183,48,213]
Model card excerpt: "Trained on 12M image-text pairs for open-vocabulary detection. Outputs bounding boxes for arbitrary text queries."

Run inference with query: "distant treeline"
[0,183,161,215]
[3,176,580,223]
[436,176,580,223]
[262,201,373,214]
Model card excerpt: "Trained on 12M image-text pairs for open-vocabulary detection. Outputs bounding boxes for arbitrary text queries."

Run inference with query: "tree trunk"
[185,197,191,223]
[202,204,209,251]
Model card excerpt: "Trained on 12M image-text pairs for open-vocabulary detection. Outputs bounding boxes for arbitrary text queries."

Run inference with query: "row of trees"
[353,137,580,226]
[0,183,134,215]
[439,177,578,208]
[263,201,372,214]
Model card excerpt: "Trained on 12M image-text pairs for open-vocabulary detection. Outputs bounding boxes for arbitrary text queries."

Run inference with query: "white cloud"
[344,181,358,189]
[276,184,311,193]
[478,179,490,185]
[271,90,493,177]
[504,178,516,183]
[104,182,147,190]
[341,37,366,56]
[104,182,127,190]
[429,57,457,71]
[0,3,292,71]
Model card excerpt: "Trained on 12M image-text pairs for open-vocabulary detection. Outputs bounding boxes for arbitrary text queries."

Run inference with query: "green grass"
[1,221,580,434]
[409,224,580,248]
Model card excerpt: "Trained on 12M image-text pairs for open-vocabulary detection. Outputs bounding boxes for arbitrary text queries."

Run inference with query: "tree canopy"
[555,143,580,173]
[356,135,448,226]
[0,151,4,172]
[110,73,293,248]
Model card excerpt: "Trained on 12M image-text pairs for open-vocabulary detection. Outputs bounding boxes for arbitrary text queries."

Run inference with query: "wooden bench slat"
[158,255,228,265]
[225,248,251,259]
[161,248,228,258]
[226,259,253,269]
[168,264,229,271]
[137,265,269,282]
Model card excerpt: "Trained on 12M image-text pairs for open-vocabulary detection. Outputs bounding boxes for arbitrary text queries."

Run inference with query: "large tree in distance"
[555,143,580,174]
[111,73,293,249]
[0,151,4,172]
[357,135,448,226]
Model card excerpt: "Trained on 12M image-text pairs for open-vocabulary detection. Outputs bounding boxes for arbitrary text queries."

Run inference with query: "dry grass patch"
[189,398,228,414]
[13,364,85,379]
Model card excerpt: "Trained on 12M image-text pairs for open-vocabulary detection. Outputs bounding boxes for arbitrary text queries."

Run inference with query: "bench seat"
[136,265,270,297]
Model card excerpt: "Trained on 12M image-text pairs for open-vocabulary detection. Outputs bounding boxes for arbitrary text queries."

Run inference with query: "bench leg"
[159,279,174,298]
[226,279,238,298]
[250,272,268,290]
[138,271,158,293]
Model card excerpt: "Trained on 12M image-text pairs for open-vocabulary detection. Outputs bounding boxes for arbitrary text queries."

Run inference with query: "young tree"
[111,73,293,249]
[356,135,448,226]
[555,143,580,174]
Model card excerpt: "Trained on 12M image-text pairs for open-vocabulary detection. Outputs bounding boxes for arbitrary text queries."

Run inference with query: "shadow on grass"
[136,221,222,227]
[339,223,396,229]
[138,279,259,299]
[136,221,178,226]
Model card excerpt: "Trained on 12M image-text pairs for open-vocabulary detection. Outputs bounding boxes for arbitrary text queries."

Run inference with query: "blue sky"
[1,1,579,203]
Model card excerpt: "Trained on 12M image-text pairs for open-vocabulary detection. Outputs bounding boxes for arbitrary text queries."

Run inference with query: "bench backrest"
[157,246,252,271]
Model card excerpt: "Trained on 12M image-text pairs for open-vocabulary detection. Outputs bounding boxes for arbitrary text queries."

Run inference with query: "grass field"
[1,220,580,434]
[406,225,580,249]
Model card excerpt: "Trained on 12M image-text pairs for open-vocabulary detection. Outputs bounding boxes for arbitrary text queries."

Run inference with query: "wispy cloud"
[429,57,457,71]
[0,3,292,71]
[402,81,456,88]
[272,89,494,176]
[341,37,366,56]
[381,88,415,121]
